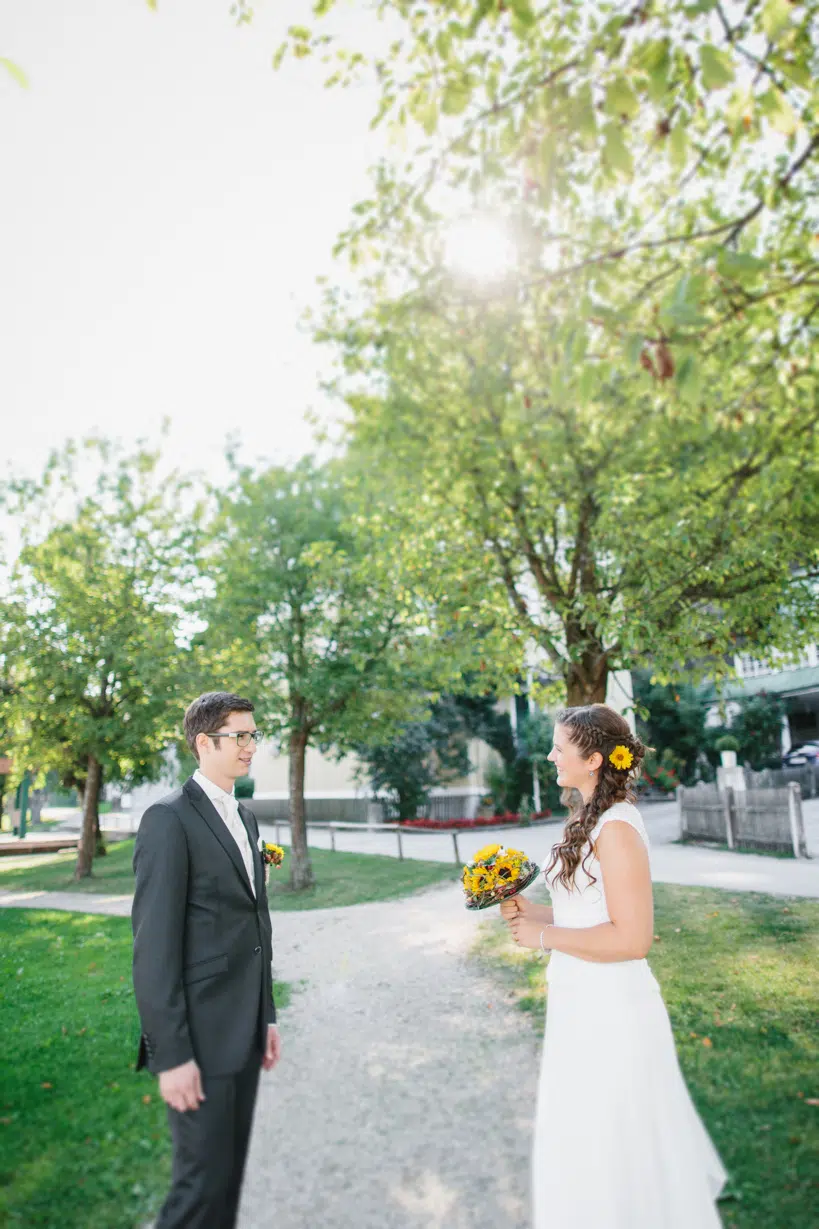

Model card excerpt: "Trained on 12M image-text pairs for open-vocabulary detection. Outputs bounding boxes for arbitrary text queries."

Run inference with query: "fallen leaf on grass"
[142,1094,152,1104]
[702,1037,713,1048]
[40,1082,53,1089]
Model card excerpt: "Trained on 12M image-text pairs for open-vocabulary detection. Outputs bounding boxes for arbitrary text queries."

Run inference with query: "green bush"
[234,776,256,799]
[715,734,740,754]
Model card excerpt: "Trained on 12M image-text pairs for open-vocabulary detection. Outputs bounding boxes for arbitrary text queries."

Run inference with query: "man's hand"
[158,1060,205,1113]
[262,1024,282,1072]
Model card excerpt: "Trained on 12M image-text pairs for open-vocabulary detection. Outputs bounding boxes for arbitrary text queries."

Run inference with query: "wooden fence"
[678,782,809,857]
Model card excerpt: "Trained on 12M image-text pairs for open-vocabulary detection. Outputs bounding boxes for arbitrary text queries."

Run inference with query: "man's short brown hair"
[183,692,255,762]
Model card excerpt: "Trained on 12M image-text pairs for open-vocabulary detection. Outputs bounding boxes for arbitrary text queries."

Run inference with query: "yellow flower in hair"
[609,744,634,771]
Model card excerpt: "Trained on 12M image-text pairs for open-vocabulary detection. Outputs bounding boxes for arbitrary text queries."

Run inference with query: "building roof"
[708,664,819,702]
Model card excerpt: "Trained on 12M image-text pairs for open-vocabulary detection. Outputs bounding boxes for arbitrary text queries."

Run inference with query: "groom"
[132,692,281,1229]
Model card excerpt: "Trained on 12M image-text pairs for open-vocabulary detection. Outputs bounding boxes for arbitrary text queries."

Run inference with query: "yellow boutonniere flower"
[609,744,634,771]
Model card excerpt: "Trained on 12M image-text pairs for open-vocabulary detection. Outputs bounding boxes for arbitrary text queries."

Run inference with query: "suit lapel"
[238,802,263,898]
[184,778,255,901]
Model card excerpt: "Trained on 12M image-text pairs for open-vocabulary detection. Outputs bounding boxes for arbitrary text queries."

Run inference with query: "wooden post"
[722,786,735,849]
[396,828,404,860]
[452,831,460,866]
[676,784,686,840]
[330,824,336,853]
[275,821,281,846]
[788,782,808,859]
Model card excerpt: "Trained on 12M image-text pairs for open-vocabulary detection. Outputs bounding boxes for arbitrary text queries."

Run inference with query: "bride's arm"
[507,822,653,963]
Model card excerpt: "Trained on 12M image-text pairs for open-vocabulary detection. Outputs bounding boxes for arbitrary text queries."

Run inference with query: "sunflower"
[470,866,497,893]
[493,857,519,881]
[609,744,634,771]
[474,843,502,863]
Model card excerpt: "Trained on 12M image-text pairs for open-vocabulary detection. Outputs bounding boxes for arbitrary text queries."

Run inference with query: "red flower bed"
[399,811,553,830]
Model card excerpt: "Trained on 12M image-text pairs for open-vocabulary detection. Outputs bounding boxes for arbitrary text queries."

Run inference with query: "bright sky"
[2,0,387,487]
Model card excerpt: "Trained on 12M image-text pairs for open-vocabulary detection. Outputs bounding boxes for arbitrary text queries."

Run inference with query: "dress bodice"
[543,801,650,928]
[542,801,654,987]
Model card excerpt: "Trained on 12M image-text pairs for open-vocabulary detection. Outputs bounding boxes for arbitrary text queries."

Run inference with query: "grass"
[0,839,462,908]
[0,908,290,1229]
[474,882,819,1229]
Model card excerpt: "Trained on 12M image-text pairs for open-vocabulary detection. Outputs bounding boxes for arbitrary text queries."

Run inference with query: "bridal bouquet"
[462,843,540,911]
[259,839,285,885]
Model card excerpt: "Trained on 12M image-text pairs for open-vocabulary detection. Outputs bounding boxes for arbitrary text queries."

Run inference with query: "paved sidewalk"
[0,889,133,915]
[258,799,819,900]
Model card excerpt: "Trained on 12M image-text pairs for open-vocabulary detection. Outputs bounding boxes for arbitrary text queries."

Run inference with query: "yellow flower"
[471,866,496,893]
[609,744,634,771]
[474,843,501,863]
[505,848,524,859]
[493,858,519,882]
[261,842,285,866]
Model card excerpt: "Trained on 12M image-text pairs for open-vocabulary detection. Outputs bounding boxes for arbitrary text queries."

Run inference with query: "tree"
[0,441,202,878]
[200,456,496,890]
[278,0,818,366]
[277,0,819,705]
[728,689,785,769]
[355,695,471,820]
[329,282,819,704]
[632,669,709,786]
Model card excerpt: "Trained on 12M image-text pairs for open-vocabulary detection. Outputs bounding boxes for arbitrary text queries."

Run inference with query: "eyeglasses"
[206,730,264,748]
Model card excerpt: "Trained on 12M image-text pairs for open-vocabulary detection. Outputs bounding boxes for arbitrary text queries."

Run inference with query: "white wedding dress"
[533,801,727,1228]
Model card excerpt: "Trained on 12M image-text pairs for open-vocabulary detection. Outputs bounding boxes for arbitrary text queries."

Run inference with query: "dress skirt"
[533,952,727,1229]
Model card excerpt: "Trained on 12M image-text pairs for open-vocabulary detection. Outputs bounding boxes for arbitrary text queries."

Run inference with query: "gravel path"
[239,881,540,1229]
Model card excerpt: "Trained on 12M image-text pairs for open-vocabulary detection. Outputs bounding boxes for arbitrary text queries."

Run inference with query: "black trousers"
[156,1048,262,1229]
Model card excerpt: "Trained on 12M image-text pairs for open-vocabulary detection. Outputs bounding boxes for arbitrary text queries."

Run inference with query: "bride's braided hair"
[545,704,651,891]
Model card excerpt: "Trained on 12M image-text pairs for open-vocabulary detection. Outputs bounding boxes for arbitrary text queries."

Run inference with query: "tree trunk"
[564,633,609,708]
[288,726,314,891]
[75,755,103,880]
[94,807,107,857]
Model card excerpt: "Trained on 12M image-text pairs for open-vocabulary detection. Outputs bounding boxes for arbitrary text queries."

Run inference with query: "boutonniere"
[258,838,285,885]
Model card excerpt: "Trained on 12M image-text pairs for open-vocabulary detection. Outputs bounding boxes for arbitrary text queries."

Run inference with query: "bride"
[501,703,727,1228]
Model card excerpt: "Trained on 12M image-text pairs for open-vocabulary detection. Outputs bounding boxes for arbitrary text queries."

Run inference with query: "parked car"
[782,741,819,767]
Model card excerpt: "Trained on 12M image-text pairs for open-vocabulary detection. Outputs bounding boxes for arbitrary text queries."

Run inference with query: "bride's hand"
[500,895,528,921]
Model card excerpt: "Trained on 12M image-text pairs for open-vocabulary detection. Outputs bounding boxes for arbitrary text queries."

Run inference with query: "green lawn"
[475,883,819,1229]
[0,909,291,1229]
[0,838,461,907]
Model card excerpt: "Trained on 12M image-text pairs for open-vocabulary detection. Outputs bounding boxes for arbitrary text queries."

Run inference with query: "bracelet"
[540,924,553,955]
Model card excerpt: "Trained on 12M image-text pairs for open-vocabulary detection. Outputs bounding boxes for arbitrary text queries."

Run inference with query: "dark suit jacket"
[131,776,276,1077]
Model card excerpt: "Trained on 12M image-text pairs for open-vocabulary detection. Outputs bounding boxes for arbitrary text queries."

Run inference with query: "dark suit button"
[254,945,262,954]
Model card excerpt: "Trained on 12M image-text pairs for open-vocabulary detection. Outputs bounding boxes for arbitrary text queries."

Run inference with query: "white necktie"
[217,792,256,897]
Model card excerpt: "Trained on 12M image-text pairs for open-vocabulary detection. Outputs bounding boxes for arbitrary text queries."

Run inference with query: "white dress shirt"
[193,769,256,897]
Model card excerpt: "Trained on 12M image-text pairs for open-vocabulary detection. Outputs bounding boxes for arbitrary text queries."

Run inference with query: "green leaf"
[508,0,537,29]
[602,122,633,176]
[766,89,798,135]
[441,77,472,116]
[0,57,29,88]
[640,39,672,104]
[571,83,597,141]
[717,250,766,282]
[604,75,640,119]
[669,121,688,171]
[776,57,811,89]
[699,44,735,91]
[761,0,792,41]
[675,352,703,404]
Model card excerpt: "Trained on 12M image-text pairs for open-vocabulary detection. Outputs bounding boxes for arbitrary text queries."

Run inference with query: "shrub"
[234,776,256,799]
[715,734,740,754]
